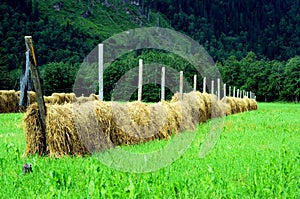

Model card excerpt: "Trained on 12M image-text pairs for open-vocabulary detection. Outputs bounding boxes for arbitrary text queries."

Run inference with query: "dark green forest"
[0,0,299,102]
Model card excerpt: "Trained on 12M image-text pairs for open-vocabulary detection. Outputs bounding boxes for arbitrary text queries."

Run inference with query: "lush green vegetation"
[0,0,299,102]
[1,103,299,198]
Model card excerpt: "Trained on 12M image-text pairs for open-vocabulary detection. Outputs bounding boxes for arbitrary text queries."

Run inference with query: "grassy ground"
[0,103,299,198]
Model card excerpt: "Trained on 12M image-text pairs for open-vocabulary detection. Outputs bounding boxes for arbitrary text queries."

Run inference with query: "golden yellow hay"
[0,95,5,113]
[210,94,225,118]
[23,103,46,156]
[23,91,259,157]
[28,91,36,104]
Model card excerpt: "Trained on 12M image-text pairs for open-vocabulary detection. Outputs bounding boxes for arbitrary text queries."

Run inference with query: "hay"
[28,91,36,104]
[24,91,259,157]
[0,95,5,113]
[0,90,19,113]
[210,94,225,118]
[221,97,232,116]
[23,103,46,156]
[249,99,258,110]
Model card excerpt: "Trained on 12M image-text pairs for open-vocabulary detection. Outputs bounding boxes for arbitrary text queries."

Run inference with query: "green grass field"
[0,103,299,198]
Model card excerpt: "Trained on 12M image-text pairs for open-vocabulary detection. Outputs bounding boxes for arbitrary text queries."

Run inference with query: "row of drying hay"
[23,91,257,157]
[222,96,258,115]
[0,90,99,113]
[24,100,185,156]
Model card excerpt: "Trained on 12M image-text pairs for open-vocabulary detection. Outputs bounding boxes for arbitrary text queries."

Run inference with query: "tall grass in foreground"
[0,103,299,198]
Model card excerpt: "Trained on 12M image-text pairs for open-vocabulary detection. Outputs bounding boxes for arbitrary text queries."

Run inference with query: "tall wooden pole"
[138,59,143,101]
[24,36,47,155]
[203,77,206,93]
[161,67,165,101]
[193,75,197,92]
[98,44,104,100]
[223,83,226,99]
[233,87,236,98]
[217,78,220,100]
[179,71,183,100]
[211,80,214,95]
[229,86,231,97]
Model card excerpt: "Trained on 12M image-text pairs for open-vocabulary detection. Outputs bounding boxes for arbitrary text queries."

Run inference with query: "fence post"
[223,83,226,99]
[217,78,220,100]
[98,44,104,100]
[161,67,165,101]
[229,86,231,97]
[179,71,183,100]
[138,59,143,101]
[203,77,206,93]
[237,89,239,98]
[211,80,214,95]
[193,75,197,92]
[233,87,236,98]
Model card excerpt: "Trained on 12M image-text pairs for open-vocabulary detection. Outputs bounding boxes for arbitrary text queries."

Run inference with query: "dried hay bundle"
[51,93,66,104]
[45,103,85,156]
[43,96,53,104]
[108,102,146,145]
[23,103,46,155]
[2,90,19,113]
[171,92,202,125]
[156,101,182,139]
[0,95,6,113]
[249,99,258,110]
[195,92,210,122]
[65,93,76,103]
[235,98,244,113]
[243,97,251,111]
[227,97,238,114]
[202,92,212,119]
[75,94,98,104]
[221,97,232,116]
[210,94,225,118]
[28,91,36,104]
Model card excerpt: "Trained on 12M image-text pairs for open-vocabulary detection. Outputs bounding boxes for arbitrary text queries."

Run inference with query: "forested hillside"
[149,0,300,61]
[0,0,299,102]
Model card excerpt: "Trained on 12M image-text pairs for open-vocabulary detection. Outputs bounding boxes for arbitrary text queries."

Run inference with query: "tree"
[40,62,77,96]
[0,48,10,89]
[282,56,300,101]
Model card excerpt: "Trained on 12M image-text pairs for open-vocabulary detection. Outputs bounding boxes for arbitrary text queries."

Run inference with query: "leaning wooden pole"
[24,36,47,155]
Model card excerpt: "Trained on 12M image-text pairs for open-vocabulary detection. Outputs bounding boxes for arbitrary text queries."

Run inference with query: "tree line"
[39,51,300,102]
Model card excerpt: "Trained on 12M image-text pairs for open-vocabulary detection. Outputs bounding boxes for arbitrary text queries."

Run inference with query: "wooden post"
[211,80,214,95]
[179,71,183,100]
[203,77,206,93]
[237,89,239,98]
[240,90,242,98]
[138,59,143,101]
[250,91,252,99]
[161,67,165,101]
[223,83,226,98]
[24,36,47,155]
[98,44,104,100]
[233,87,236,98]
[217,78,220,100]
[193,75,197,92]
[229,86,231,97]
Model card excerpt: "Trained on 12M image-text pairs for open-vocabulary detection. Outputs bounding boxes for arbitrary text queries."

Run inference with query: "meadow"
[0,103,299,198]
